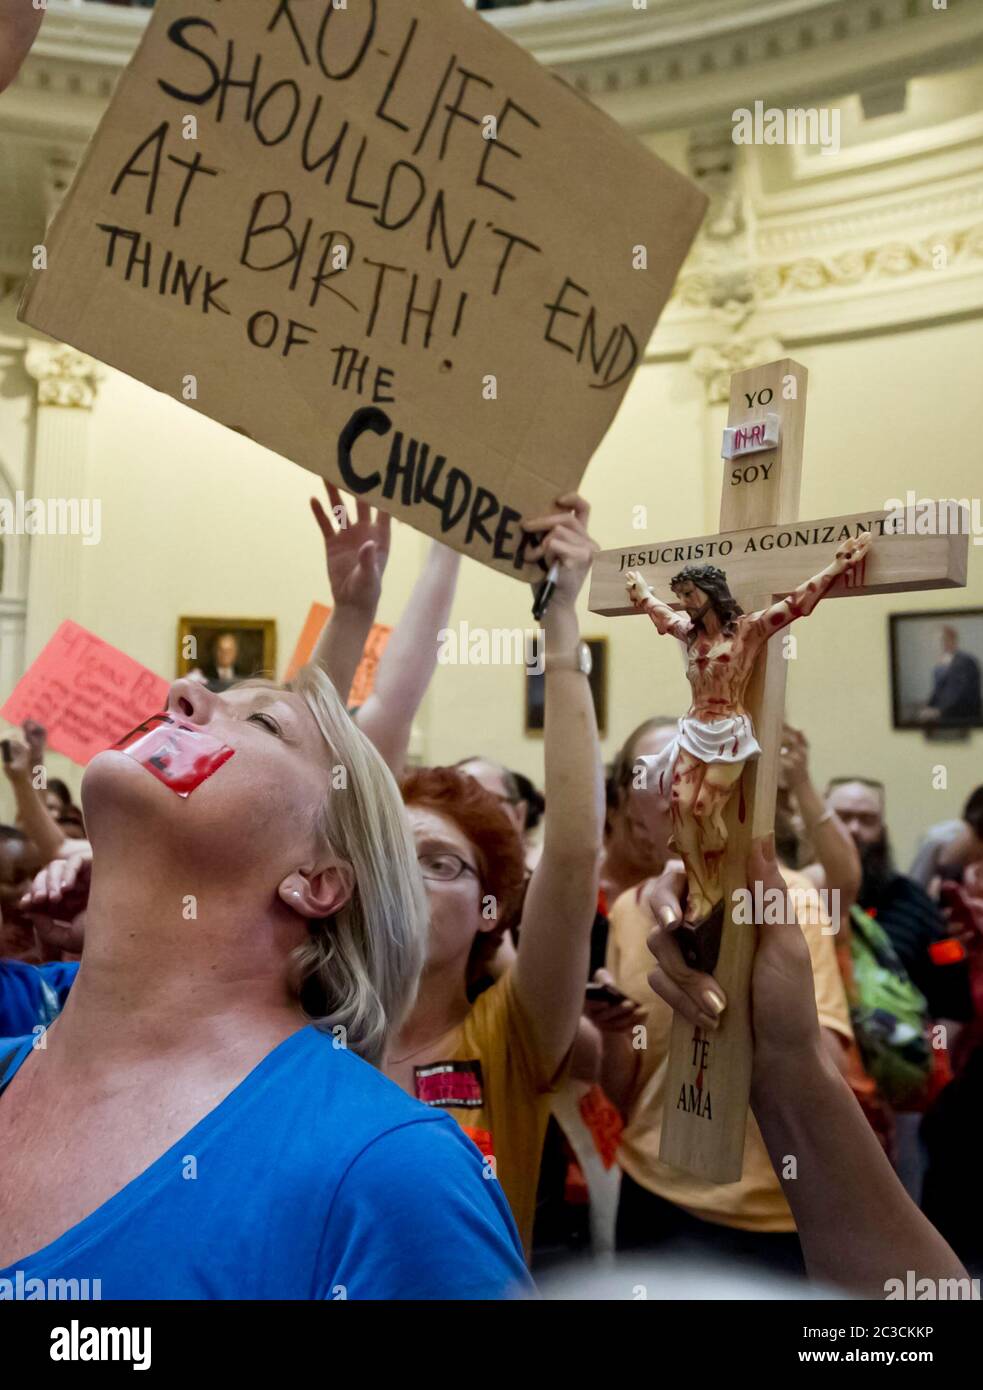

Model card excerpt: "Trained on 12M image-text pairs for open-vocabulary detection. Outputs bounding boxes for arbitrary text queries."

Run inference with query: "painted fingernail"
[703,989,725,1016]
[658,905,677,929]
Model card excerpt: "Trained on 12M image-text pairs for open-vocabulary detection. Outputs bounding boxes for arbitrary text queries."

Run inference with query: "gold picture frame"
[177,617,277,690]
[525,636,608,737]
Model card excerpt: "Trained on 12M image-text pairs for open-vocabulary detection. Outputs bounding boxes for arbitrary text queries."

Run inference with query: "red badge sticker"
[414,1060,484,1110]
[114,714,235,797]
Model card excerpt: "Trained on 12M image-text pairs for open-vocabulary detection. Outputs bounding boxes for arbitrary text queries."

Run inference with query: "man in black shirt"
[826,778,972,1022]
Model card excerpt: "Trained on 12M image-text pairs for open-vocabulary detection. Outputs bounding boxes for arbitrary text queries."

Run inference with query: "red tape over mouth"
[114,714,234,797]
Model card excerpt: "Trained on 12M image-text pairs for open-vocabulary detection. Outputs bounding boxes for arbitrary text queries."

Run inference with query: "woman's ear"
[278,863,354,920]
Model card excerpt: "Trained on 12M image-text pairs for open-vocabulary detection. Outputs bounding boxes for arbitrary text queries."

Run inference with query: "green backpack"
[848,905,932,1109]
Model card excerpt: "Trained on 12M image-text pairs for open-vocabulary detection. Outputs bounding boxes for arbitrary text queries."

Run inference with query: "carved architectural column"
[22,341,102,664]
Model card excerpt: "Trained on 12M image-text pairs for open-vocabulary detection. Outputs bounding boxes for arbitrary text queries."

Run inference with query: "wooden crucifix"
[589,357,968,1183]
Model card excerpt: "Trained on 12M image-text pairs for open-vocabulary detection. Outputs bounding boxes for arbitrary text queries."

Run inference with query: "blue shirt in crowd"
[0,959,79,1044]
[0,1023,532,1300]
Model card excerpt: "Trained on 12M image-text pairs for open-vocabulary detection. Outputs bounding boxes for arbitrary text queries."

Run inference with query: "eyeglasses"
[417,852,480,883]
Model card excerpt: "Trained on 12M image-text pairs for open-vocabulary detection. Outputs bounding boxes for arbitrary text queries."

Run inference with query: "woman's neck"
[394,955,472,1059]
[601,849,665,908]
[49,858,306,1068]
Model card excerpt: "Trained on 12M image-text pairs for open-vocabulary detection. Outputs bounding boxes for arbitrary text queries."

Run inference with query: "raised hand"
[19,848,92,956]
[310,483,392,615]
[779,723,809,791]
[584,969,648,1034]
[22,719,46,765]
[1,736,32,784]
[625,569,656,611]
[832,531,873,574]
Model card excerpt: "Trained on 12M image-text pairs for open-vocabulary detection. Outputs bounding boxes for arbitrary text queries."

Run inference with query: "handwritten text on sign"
[1,622,169,766]
[19,0,706,577]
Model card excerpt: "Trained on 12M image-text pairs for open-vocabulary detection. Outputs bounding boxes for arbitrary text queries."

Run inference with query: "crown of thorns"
[670,565,729,591]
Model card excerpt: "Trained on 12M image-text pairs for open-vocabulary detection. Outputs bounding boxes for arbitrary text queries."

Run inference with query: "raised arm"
[782,724,861,915]
[625,569,692,641]
[309,484,390,702]
[1,738,69,866]
[353,541,461,778]
[748,532,872,638]
[510,495,605,1073]
[645,837,966,1296]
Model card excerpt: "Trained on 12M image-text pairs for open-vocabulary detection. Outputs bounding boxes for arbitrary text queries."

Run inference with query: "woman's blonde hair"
[286,664,428,1066]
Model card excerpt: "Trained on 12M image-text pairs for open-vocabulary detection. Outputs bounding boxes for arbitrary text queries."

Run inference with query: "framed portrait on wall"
[889,609,983,732]
[525,637,608,736]
[177,618,277,693]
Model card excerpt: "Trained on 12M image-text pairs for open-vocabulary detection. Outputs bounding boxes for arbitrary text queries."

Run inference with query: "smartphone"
[1,739,10,766]
[584,981,630,1009]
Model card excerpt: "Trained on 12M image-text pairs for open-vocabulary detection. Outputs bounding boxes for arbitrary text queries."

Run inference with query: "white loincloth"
[637,714,761,799]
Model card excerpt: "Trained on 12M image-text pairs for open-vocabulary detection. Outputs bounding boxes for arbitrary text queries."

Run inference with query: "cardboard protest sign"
[284,601,392,706]
[19,0,706,578]
[1,621,170,765]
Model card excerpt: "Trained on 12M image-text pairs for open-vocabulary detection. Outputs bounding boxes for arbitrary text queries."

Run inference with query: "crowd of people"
[0,487,979,1299]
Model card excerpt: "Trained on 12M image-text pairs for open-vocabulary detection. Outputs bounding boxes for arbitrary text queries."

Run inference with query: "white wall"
[1,300,981,867]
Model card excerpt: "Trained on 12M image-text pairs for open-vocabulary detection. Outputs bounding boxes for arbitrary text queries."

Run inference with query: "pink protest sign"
[1,621,170,766]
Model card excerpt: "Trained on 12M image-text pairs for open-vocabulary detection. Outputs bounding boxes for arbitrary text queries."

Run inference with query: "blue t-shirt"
[0,960,79,1044]
[0,1025,532,1300]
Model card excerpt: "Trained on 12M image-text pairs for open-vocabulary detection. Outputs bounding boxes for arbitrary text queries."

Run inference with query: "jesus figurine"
[625,532,872,934]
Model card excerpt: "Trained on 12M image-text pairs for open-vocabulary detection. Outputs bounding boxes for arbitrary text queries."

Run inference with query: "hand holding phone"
[584,980,629,1009]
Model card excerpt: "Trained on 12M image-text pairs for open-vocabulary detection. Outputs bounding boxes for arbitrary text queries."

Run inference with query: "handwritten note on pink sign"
[1,621,170,766]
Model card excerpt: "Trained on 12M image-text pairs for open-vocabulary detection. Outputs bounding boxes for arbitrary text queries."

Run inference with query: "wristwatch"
[546,641,592,676]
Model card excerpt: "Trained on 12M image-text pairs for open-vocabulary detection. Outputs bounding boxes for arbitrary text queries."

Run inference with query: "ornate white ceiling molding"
[756,179,983,258]
[9,0,983,139]
[677,217,983,307]
[653,223,983,361]
[500,0,983,133]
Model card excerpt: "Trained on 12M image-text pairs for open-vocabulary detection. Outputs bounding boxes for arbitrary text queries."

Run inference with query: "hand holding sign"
[520,493,598,609]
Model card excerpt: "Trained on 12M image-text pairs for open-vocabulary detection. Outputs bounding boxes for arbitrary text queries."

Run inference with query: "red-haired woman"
[386,495,604,1256]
